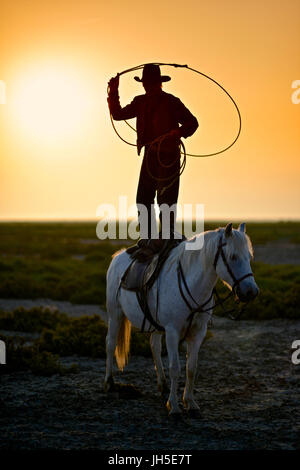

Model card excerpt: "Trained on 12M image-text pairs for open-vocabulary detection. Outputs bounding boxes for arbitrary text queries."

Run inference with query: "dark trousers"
[136,146,180,239]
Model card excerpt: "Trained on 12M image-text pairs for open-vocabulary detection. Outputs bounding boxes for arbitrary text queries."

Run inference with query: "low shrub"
[0,306,69,332]
[0,307,213,376]
[0,333,78,376]
[38,315,107,358]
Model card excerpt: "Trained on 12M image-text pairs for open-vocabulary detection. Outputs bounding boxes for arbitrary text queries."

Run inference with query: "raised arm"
[107,75,137,121]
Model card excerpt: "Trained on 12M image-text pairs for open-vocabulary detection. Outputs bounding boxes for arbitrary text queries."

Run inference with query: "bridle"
[177,234,254,338]
[213,235,254,294]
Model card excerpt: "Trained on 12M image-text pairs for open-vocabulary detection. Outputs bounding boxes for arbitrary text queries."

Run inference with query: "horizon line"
[0,217,300,223]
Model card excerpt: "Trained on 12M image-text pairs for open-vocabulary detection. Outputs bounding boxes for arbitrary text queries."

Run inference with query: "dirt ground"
[0,241,299,451]
[1,313,299,451]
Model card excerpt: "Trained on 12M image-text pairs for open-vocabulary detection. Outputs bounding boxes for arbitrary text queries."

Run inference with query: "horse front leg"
[150,332,168,397]
[183,319,208,411]
[165,327,181,415]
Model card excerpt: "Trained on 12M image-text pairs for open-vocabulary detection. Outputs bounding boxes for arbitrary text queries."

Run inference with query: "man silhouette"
[108,64,198,252]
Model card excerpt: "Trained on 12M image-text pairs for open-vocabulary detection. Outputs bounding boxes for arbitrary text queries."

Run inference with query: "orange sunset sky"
[0,0,299,221]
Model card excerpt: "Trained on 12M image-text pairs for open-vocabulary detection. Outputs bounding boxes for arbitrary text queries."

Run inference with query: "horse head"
[214,223,259,302]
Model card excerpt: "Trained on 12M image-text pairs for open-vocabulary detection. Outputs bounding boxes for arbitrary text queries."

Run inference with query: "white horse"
[104,223,259,415]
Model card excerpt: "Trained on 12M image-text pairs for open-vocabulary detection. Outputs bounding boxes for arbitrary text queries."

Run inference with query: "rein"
[177,235,254,340]
[130,233,254,340]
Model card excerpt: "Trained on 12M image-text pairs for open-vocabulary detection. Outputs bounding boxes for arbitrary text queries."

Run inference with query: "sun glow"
[11,63,93,146]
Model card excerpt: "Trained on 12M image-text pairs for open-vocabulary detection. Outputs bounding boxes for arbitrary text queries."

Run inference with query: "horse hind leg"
[104,306,129,392]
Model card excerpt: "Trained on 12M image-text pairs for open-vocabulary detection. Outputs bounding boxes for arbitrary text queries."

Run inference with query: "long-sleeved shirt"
[108,88,198,155]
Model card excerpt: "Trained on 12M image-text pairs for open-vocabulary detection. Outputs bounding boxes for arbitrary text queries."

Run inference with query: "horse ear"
[224,223,233,237]
[238,222,246,233]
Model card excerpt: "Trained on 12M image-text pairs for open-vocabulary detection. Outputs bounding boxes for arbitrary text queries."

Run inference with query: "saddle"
[121,238,182,292]
[120,237,185,332]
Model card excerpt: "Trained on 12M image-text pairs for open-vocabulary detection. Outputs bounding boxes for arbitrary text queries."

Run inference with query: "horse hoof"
[168,411,183,422]
[104,376,116,393]
[166,400,182,419]
[185,408,202,419]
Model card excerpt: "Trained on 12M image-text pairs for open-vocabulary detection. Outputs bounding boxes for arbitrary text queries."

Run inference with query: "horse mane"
[224,228,254,259]
[111,226,253,263]
[178,226,254,266]
[112,247,126,259]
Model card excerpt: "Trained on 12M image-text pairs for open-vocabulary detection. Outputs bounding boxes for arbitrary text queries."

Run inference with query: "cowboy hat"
[134,64,171,83]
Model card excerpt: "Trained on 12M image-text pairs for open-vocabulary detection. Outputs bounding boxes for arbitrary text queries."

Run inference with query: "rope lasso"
[108,62,242,158]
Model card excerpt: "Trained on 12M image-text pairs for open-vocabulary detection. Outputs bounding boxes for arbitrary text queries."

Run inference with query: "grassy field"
[0,221,299,314]
[0,221,299,375]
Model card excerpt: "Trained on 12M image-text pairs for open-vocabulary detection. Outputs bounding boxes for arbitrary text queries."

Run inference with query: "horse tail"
[115,315,131,371]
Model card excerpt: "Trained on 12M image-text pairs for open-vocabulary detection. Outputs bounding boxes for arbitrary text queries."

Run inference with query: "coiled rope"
[143,133,186,194]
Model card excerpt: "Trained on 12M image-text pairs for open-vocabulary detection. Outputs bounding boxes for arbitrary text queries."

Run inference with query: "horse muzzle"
[236,283,259,302]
